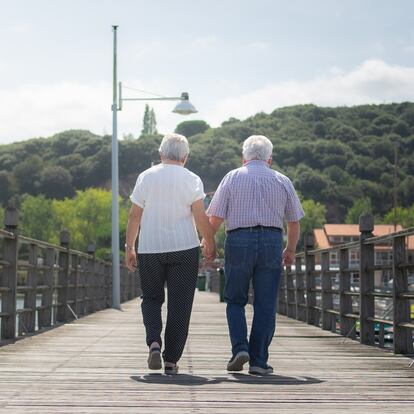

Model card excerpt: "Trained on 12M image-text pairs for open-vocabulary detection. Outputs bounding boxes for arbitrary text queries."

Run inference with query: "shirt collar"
[245,159,269,167]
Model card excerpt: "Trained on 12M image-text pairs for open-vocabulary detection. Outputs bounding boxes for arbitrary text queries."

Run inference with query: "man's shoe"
[248,365,273,375]
[227,351,250,371]
[147,347,162,370]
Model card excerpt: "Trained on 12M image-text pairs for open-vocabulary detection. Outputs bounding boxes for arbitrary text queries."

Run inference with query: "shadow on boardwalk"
[131,373,323,386]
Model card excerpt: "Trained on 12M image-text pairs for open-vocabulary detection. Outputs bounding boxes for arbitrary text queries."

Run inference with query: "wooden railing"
[278,215,414,355]
[0,206,141,344]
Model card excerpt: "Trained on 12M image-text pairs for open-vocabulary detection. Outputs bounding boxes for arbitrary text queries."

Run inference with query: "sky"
[0,0,414,144]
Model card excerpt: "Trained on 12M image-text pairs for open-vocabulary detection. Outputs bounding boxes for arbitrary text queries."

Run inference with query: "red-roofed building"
[313,224,414,269]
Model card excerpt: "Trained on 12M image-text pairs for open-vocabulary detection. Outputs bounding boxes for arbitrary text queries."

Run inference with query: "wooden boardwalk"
[0,291,413,413]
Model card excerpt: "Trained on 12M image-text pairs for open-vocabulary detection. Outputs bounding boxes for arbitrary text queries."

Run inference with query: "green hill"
[1,102,413,223]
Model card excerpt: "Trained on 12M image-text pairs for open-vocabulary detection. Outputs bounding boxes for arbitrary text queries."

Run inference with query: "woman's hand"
[126,249,137,272]
[201,238,216,262]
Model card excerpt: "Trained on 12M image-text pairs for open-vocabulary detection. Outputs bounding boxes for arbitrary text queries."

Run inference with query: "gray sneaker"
[147,347,162,370]
[227,351,250,371]
[248,365,273,375]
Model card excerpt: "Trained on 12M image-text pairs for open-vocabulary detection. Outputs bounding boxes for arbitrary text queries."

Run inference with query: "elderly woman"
[125,133,215,375]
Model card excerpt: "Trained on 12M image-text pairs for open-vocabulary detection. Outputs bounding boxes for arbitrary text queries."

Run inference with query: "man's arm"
[125,204,143,271]
[283,221,300,266]
[191,199,216,261]
[209,216,224,235]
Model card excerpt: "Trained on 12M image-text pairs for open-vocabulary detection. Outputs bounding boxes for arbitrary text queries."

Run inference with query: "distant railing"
[278,214,414,355]
[0,206,141,345]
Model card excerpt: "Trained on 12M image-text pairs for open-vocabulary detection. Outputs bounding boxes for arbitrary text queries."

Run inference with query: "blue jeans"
[224,228,283,368]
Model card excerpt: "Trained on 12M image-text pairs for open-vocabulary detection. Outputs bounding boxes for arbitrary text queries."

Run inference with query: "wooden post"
[359,214,375,346]
[1,206,19,340]
[24,243,38,333]
[57,230,70,322]
[295,256,306,322]
[339,248,354,338]
[321,251,332,330]
[286,264,296,319]
[87,244,96,314]
[39,248,54,329]
[304,233,317,326]
[392,235,413,354]
[277,267,287,316]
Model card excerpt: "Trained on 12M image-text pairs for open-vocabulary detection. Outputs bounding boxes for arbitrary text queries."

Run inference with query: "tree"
[175,120,210,137]
[300,199,327,236]
[382,205,414,228]
[13,155,44,195]
[0,205,4,229]
[345,197,373,224]
[38,166,75,199]
[141,104,157,135]
[0,171,16,205]
[20,195,57,242]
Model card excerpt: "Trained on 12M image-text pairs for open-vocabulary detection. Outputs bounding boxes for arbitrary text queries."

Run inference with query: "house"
[313,224,414,269]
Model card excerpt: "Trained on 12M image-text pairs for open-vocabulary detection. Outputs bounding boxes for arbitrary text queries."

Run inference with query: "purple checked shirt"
[207,160,304,231]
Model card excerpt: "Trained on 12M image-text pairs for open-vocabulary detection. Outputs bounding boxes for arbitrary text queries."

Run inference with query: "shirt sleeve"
[284,178,305,222]
[130,174,145,208]
[206,174,231,219]
[190,176,206,204]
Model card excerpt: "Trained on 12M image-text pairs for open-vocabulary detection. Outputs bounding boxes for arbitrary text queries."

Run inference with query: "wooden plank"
[0,291,413,413]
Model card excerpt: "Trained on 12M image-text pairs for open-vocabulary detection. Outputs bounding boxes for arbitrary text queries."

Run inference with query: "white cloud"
[207,59,414,126]
[1,59,413,145]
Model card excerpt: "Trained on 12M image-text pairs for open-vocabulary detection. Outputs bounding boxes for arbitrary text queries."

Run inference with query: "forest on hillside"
[1,102,414,225]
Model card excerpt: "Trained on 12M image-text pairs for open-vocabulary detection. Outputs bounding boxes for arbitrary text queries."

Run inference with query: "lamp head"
[173,92,198,115]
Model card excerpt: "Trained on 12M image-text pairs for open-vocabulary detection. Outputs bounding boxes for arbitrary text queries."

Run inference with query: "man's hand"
[125,249,137,272]
[282,248,295,266]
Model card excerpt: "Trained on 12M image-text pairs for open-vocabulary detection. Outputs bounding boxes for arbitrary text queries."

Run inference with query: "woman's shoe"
[147,347,162,370]
[248,365,273,375]
[164,364,179,375]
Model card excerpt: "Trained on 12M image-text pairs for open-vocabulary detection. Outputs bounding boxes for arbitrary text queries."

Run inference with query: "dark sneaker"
[227,351,250,371]
[248,365,273,375]
[147,347,162,370]
[164,364,179,375]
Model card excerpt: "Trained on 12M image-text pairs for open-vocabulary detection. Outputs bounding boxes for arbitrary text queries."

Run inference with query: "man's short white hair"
[242,135,273,161]
[159,133,189,161]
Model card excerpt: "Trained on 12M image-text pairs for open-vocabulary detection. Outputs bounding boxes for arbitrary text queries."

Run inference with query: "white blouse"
[130,163,205,254]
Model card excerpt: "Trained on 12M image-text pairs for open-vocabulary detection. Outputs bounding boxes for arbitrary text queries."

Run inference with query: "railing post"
[24,243,38,333]
[277,267,287,315]
[39,247,54,329]
[2,206,19,340]
[286,263,296,319]
[87,244,96,314]
[321,251,332,331]
[304,233,317,326]
[219,268,225,302]
[295,255,306,322]
[359,214,375,346]
[339,248,354,338]
[392,235,413,354]
[57,230,70,322]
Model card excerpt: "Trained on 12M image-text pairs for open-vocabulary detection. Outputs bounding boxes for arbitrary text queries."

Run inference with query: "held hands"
[282,248,295,266]
[200,238,216,262]
[125,249,137,272]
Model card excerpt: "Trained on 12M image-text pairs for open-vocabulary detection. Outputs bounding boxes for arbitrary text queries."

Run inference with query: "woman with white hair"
[125,133,215,375]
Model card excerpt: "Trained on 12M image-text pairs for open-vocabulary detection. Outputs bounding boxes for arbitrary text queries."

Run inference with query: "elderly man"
[207,135,304,375]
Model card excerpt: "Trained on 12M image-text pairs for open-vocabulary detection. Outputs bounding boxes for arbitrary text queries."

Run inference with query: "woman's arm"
[125,204,143,271]
[191,199,216,261]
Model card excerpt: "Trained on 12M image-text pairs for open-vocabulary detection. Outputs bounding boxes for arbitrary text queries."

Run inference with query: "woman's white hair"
[242,135,273,161]
[159,133,189,161]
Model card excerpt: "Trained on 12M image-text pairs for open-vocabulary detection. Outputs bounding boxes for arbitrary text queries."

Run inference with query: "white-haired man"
[125,133,215,375]
[207,135,304,375]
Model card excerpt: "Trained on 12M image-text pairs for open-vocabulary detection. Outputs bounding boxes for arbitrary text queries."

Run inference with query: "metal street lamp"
[111,26,197,309]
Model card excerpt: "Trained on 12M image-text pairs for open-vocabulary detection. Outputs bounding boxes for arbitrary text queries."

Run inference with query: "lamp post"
[111,26,197,309]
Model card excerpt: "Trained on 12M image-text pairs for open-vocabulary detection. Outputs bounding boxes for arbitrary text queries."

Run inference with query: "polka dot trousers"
[138,247,199,364]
